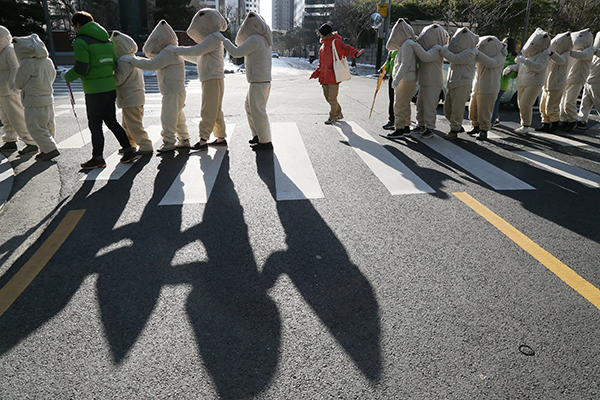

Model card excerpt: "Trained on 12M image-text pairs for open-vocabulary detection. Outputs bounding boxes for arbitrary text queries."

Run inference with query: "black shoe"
[577,121,587,130]
[535,123,551,132]
[467,126,480,135]
[0,142,17,151]
[387,127,409,138]
[120,150,138,163]
[411,126,425,134]
[249,136,259,144]
[382,121,395,130]
[475,130,488,141]
[191,141,208,151]
[208,139,227,146]
[18,144,38,154]
[81,157,106,169]
[252,142,273,151]
[420,129,434,139]
[38,149,60,161]
[548,122,558,133]
[563,121,577,132]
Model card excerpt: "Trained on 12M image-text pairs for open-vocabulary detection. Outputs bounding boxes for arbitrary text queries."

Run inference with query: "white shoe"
[514,126,531,136]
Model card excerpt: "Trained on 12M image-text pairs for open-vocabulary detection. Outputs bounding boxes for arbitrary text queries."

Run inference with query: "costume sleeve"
[223,36,261,58]
[114,61,133,86]
[392,43,414,82]
[334,39,359,58]
[64,38,89,81]
[14,61,31,90]
[172,35,220,58]
[411,42,441,62]
[440,47,476,64]
[476,51,505,68]
[522,52,549,72]
[550,50,570,66]
[571,46,595,61]
[129,50,171,71]
[6,47,19,90]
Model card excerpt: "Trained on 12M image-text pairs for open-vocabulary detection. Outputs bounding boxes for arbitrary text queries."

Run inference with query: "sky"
[261,0,272,28]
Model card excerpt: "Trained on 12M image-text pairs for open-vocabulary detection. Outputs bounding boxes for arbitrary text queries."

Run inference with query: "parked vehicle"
[272,51,280,58]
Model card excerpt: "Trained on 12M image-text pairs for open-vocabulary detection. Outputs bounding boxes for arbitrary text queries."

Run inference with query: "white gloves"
[515,55,526,64]
[503,66,513,76]
[119,54,134,63]
[391,78,400,89]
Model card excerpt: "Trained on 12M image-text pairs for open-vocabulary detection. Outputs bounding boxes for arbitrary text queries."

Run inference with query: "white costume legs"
[245,82,271,143]
[24,105,57,153]
[0,93,36,145]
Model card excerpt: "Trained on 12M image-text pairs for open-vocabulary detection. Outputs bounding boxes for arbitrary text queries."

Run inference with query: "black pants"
[85,90,132,157]
[388,78,395,123]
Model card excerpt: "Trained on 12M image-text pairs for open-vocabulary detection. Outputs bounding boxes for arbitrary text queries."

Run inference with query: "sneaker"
[208,139,227,146]
[324,117,337,125]
[475,130,488,141]
[81,157,106,169]
[38,149,60,161]
[467,126,480,135]
[387,127,410,138]
[120,150,138,163]
[548,122,558,133]
[577,121,587,130]
[249,136,259,144]
[0,142,17,151]
[420,129,434,139]
[411,125,425,134]
[493,118,500,126]
[562,121,577,132]
[157,143,176,153]
[136,149,154,155]
[444,127,464,140]
[336,114,344,121]
[535,123,551,132]
[191,141,208,151]
[251,141,273,151]
[382,121,395,130]
[175,140,190,148]
[18,144,38,154]
[514,126,531,136]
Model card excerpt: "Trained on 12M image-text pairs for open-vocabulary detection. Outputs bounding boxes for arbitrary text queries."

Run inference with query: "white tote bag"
[332,39,351,82]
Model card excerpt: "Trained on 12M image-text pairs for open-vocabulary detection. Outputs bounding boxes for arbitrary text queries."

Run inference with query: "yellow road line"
[0,209,85,317]
[454,192,600,310]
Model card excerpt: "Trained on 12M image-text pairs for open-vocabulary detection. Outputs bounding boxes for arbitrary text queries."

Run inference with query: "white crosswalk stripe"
[514,150,600,188]
[272,122,324,200]
[334,122,435,195]
[158,124,236,205]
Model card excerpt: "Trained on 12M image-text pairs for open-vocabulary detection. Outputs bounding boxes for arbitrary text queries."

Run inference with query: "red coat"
[310,34,359,84]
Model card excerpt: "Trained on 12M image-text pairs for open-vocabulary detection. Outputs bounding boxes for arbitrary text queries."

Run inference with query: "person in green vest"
[491,37,516,126]
[64,11,137,169]
[381,49,397,130]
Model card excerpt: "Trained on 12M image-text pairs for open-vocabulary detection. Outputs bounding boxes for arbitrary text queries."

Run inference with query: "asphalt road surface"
[1,57,600,399]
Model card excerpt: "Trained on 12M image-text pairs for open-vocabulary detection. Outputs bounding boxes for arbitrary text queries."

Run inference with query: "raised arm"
[214,32,261,58]
[440,47,477,64]
[170,35,221,58]
[476,51,505,68]
[411,42,442,62]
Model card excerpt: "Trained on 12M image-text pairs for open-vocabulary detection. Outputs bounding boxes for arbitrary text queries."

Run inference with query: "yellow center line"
[454,192,600,310]
[0,209,86,317]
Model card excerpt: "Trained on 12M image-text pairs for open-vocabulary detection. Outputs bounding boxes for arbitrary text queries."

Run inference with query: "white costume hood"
[549,31,572,54]
[111,31,138,58]
[143,20,178,59]
[448,27,478,54]
[416,24,449,50]
[0,25,11,51]
[236,12,272,46]
[521,28,550,58]
[13,34,49,61]
[186,8,227,44]
[571,29,593,51]
[594,31,600,48]
[477,35,506,57]
[386,19,414,51]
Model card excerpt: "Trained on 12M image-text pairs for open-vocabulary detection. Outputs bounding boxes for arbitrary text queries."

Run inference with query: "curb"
[0,152,14,212]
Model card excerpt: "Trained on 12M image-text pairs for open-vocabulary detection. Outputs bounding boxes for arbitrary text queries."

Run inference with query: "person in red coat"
[310,23,364,124]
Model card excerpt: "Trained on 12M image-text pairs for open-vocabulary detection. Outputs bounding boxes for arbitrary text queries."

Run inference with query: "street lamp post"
[521,0,532,51]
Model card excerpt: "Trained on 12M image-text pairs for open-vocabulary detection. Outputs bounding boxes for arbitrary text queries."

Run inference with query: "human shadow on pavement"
[255,150,382,383]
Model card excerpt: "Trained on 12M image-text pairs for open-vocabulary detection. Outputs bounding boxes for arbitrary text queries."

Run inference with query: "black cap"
[318,23,333,36]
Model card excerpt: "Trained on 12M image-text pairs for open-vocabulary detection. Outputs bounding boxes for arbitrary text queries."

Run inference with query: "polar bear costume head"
[0,25,11,51]
[187,8,227,44]
[143,20,178,59]
[12,33,49,61]
[477,35,506,58]
[386,18,414,51]
[448,27,478,54]
[111,31,138,58]
[549,31,572,54]
[236,11,272,46]
[571,29,593,51]
[416,24,449,50]
[521,28,550,58]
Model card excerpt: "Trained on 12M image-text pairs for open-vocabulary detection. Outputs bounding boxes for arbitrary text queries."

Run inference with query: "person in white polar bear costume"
[440,27,478,140]
[213,12,273,150]
[504,28,551,135]
[560,29,595,131]
[120,20,189,153]
[13,34,59,161]
[469,36,507,141]
[537,31,572,133]
[111,31,153,154]
[410,24,449,138]
[166,8,228,151]
[0,26,37,154]
[385,18,416,139]
[577,32,600,127]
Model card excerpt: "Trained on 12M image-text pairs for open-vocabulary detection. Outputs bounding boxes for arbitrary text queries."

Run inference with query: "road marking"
[57,127,92,148]
[334,122,435,195]
[454,192,600,310]
[416,134,535,191]
[272,122,324,200]
[0,153,14,211]
[82,125,162,181]
[514,150,600,188]
[0,209,86,317]
[159,124,235,205]
[528,132,587,147]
